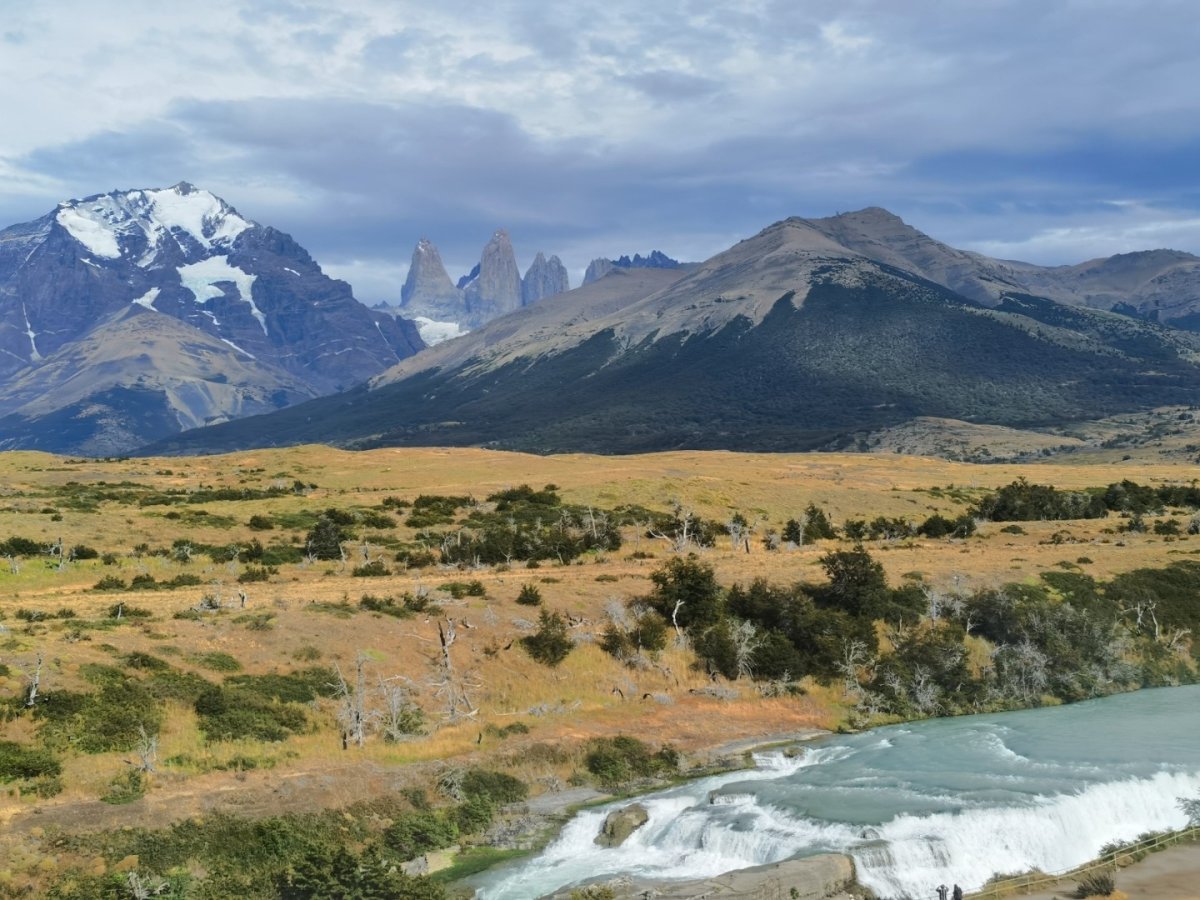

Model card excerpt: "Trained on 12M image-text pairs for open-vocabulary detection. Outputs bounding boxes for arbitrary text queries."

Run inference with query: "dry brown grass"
[0,444,1196,846]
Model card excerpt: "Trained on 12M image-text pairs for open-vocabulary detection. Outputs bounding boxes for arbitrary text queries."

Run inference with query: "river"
[473,684,1200,899]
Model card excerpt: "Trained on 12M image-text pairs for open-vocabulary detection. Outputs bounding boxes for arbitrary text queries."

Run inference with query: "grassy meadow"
[0,443,1197,896]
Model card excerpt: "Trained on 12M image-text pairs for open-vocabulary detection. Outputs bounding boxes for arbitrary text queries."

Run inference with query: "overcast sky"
[2,0,1199,303]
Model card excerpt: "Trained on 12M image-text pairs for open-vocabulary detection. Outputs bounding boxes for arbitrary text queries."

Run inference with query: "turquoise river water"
[473,684,1200,899]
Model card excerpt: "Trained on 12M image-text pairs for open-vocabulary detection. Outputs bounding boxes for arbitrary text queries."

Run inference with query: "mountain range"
[393,230,571,343]
[146,206,1200,456]
[0,183,423,454]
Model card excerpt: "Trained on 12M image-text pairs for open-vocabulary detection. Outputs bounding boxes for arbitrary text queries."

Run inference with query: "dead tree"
[430,618,479,721]
[333,654,369,749]
[837,639,875,698]
[377,675,424,741]
[24,651,43,708]
[128,724,158,774]
[731,620,761,680]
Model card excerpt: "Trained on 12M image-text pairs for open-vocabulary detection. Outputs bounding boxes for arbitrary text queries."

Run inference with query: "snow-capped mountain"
[0,182,423,453]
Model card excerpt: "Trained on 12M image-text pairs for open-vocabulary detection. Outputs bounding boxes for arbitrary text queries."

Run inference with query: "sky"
[2,0,1199,304]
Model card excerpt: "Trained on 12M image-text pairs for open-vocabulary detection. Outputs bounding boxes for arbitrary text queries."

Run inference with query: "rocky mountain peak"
[0,184,424,452]
[463,228,522,326]
[522,251,570,305]
[583,258,614,285]
[583,250,681,285]
[399,237,463,319]
[54,183,252,269]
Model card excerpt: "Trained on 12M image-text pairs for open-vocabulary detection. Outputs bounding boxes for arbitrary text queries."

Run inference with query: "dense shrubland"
[602,551,1196,723]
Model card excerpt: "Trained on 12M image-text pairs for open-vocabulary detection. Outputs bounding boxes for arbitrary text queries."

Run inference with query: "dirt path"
[1007,841,1200,899]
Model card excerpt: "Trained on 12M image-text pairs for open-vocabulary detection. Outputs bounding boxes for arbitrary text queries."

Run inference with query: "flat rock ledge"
[547,853,856,899]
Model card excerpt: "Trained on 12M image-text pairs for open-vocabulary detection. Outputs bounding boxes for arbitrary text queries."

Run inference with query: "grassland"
[0,444,1197,895]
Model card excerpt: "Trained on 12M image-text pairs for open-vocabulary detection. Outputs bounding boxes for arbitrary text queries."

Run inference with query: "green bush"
[238,565,276,583]
[352,560,390,577]
[280,845,446,899]
[0,740,62,781]
[584,736,678,788]
[194,686,309,742]
[35,681,163,753]
[460,769,528,805]
[192,651,242,672]
[247,514,275,530]
[521,610,573,667]
[92,575,126,591]
[516,584,542,606]
[101,768,146,804]
[225,667,340,703]
[383,810,459,859]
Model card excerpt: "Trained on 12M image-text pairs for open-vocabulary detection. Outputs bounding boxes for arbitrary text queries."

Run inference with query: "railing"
[966,825,1200,898]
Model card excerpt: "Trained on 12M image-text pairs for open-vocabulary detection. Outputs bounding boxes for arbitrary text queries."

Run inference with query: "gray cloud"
[1,0,1199,303]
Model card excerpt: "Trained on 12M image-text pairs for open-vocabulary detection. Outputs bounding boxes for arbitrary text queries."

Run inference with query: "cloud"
[0,1,1199,303]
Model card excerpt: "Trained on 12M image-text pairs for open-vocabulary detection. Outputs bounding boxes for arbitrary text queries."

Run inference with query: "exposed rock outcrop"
[552,854,856,899]
[522,252,570,305]
[594,804,649,848]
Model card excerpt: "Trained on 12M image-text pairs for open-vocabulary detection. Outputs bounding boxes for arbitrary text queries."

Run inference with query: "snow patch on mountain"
[55,183,251,267]
[56,206,122,258]
[132,288,160,310]
[413,316,468,345]
[21,303,42,361]
[177,256,266,334]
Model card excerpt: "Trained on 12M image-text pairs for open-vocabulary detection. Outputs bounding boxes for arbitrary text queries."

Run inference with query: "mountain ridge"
[145,207,1200,457]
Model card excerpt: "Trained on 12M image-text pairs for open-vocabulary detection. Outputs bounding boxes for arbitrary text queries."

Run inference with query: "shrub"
[247,515,274,531]
[93,575,127,591]
[193,686,309,742]
[101,768,146,804]
[106,602,151,618]
[521,610,573,667]
[358,510,397,529]
[238,566,275,583]
[192,651,242,672]
[383,810,459,859]
[280,845,445,900]
[584,736,678,788]
[1074,870,1116,897]
[124,651,170,671]
[352,560,390,577]
[516,584,543,606]
[305,515,351,560]
[359,594,413,618]
[0,741,62,781]
[70,544,100,560]
[460,769,528,805]
[225,667,341,703]
[35,681,163,753]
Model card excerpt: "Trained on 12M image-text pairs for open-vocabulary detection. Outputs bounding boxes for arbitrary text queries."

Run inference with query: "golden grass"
[0,444,1197,844]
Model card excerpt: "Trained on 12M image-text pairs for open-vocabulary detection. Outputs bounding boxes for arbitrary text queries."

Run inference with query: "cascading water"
[473,685,1200,899]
